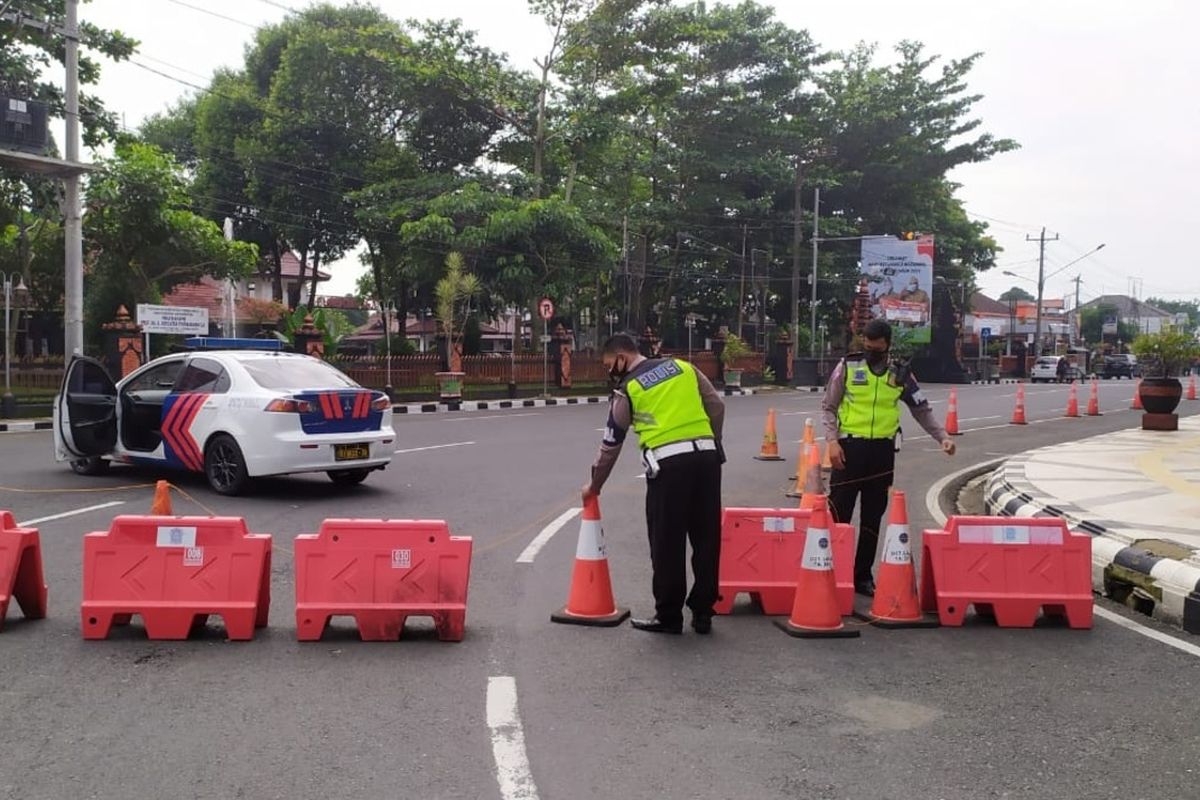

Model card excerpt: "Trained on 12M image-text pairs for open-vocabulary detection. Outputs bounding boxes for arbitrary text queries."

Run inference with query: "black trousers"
[828,437,895,583]
[644,449,722,625]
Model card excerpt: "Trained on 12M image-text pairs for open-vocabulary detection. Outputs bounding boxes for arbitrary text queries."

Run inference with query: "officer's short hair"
[603,333,640,355]
[864,319,892,345]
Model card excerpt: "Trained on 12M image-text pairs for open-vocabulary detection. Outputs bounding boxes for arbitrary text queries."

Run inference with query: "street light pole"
[809,187,820,358]
[2,272,27,417]
[63,0,83,357]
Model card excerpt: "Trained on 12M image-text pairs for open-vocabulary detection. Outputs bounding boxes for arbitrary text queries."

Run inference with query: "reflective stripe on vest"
[837,358,903,439]
[624,358,714,450]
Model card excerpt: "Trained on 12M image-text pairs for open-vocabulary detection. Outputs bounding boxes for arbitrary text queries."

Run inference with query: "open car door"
[54,356,118,461]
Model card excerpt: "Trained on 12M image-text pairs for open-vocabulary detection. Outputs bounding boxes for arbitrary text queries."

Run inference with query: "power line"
[163,0,258,29]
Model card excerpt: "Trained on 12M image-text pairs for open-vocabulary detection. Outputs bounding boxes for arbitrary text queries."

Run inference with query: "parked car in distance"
[1100,354,1139,379]
[1030,356,1082,383]
[54,340,396,495]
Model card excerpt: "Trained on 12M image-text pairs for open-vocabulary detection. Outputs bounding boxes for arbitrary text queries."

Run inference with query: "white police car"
[54,339,396,495]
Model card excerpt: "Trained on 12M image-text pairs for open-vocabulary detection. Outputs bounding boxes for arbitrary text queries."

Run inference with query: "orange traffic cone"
[754,408,785,461]
[1131,379,1144,410]
[776,497,859,639]
[798,444,826,509]
[821,441,833,470]
[551,496,630,626]
[788,418,816,482]
[855,490,938,628]
[1087,377,1101,416]
[1010,384,1028,425]
[1188,375,1197,401]
[1065,381,1080,418]
[945,388,962,436]
[150,480,173,515]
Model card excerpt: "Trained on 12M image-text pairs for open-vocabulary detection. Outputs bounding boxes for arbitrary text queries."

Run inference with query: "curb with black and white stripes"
[390,387,759,415]
[0,420,52,434]
[985,456,1200,635]
[970,378,1023,385]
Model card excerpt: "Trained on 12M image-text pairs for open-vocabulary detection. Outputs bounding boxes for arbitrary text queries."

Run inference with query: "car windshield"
[241,357,359,390]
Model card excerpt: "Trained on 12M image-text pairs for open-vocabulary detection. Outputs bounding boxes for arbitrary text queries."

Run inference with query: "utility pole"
[809,187,820,358]
[621,214,628,332]
[738,223,747,340]
[63,0,83,357]
[1026,227,1059,357]
[1071,275,1083,346]
[791,160,803,361]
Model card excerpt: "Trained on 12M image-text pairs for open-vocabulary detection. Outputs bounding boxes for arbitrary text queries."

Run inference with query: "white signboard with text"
[136,304,209,336]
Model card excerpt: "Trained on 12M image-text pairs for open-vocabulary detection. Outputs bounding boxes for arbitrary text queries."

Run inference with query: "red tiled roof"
[162,276,226,316]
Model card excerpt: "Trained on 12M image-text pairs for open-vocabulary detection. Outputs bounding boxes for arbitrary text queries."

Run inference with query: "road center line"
[486,676,540,800]
[516,507,582,563]
[444,413,540,422]
[393,441,475,455]
[20,500,125,527]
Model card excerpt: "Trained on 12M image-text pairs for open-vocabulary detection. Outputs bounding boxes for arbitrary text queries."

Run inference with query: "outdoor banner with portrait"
[861,235,934,346]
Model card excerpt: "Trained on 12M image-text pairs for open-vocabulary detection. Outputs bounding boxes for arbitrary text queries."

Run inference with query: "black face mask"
[865,349,889,369]
[608,357,629,386]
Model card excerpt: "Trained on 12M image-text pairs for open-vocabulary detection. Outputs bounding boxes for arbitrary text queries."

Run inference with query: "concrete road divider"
[716,506,854,617]
[295,519,472,642]
[82,516,272,640]
[919,516,1093,629]
[0,511,47,631]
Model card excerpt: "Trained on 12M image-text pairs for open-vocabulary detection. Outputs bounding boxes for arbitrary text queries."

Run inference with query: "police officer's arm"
[901,373,950,444]
[586,390,632,496]
[820,361,848,469]
[694,369,725,439]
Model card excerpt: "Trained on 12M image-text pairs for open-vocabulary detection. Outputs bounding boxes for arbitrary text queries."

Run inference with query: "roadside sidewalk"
[985,413,1200,634]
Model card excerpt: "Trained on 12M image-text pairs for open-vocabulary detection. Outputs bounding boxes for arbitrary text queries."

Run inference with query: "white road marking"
[959,415,1002,422]
[444,413,540,423]
[924,459,1200,660]
[515,507,582,563]
[20,500,125,527]
[487,676,540,800]
[393,441,475,455]
[1093,607,1200,659]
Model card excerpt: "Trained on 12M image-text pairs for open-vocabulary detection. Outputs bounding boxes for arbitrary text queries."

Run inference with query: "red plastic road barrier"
[919,516,1092,629]
[294,519,472,642]
[0,511,47,631]
[81,516,272,640]
[714,507,854,616]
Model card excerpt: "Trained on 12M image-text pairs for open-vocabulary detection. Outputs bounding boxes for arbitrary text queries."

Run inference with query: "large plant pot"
[1139,377,1182,415]
[724,368,743,388]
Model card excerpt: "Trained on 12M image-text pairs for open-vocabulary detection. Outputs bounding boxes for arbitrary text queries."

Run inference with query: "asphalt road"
[1,378,1197,800]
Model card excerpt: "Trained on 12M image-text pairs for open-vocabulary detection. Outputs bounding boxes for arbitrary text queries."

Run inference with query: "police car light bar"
[183,337,284,351]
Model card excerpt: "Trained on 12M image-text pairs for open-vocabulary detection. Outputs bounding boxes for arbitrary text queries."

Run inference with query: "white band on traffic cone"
[881,523,912,565]
[801,526,833,571]
[575,518,608,561]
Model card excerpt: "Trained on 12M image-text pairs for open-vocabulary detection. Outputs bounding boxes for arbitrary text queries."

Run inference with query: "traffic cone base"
[775,617,860,638]
[851,595,939,628]
[551,498,630,627]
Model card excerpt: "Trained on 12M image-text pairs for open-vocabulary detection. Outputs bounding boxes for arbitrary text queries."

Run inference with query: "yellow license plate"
[334,443,370,461]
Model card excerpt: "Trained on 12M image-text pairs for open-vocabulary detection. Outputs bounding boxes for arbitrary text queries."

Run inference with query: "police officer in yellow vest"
[583,333,726,634]
[822,319,956,596]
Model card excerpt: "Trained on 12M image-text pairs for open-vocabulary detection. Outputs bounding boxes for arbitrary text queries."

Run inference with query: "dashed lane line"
[487,676,540,800]
[515,507,582,564]
[20,501,126,527]
[393,441,475,455]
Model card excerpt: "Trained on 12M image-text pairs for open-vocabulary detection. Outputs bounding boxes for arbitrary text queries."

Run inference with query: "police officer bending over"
[821,319,956,597]
[583,334,726,635]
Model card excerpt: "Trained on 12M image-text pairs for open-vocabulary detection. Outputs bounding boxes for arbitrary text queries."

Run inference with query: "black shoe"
[691,616,713,635]
[854,578,876,597]
[630,616,683,634]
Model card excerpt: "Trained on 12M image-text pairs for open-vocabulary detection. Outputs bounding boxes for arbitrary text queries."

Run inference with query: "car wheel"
[327,468,371,486]
[205,434,249,496]
[70,456,109,476]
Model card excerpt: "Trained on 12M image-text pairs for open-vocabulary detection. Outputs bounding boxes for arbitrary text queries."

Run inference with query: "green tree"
[999,286,1035,302]
[83,143,259,341]
[1079,303,1138,345]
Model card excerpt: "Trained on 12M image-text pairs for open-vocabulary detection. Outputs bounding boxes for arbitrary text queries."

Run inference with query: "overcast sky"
[71,0,1200,307]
